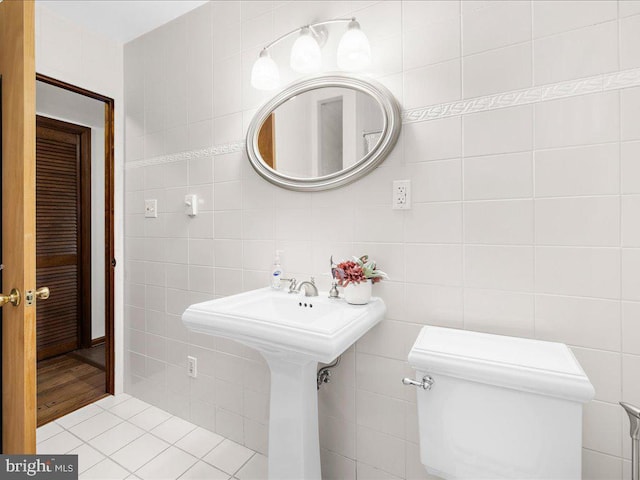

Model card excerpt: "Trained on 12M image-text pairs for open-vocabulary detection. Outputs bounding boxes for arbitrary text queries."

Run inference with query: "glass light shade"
[251,50,280,91]
[290,27,322,74]
[337,20,372,72]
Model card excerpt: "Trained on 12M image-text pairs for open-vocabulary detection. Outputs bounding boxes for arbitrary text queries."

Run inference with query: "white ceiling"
[37,0,209,44]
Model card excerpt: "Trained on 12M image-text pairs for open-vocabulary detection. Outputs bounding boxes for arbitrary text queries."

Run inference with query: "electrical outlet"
[392,180,411,210]
[144,199,158,218]
[187,356,197,378]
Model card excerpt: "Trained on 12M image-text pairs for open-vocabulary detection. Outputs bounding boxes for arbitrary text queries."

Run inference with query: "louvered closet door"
[36,116,91,361]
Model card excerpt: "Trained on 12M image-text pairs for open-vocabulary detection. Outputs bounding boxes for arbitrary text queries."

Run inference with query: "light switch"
[185,194,198,217]
[145,199,158,218]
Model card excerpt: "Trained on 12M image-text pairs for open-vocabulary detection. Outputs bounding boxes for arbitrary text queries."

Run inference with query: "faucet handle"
[329,280,340,299]
[310,277,315,285]
[281,278,297,293]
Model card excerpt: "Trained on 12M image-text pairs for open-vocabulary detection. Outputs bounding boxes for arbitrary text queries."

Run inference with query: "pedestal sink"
[182,287,386,480]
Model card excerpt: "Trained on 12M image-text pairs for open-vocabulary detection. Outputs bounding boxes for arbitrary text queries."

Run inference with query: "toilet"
[406,326,595,480]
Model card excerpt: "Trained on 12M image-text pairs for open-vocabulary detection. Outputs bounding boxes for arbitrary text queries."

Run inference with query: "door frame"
[35,73,115,394]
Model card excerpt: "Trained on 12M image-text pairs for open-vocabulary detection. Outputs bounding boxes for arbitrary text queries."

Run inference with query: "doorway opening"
[35,74,115,426]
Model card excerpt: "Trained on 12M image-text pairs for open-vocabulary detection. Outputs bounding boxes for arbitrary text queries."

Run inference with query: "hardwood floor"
[37,353,107,426]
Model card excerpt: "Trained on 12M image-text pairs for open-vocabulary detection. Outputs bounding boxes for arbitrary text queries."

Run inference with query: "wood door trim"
[36,74,114,105]
[35,73,115,395]
[104,90,115,395]
[0,0,37,454]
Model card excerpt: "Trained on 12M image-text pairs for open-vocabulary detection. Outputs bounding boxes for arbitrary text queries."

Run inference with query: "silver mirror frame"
[246,74,402,192]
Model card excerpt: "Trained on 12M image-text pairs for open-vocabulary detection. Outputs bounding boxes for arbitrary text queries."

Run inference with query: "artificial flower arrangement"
[333,255,388,287]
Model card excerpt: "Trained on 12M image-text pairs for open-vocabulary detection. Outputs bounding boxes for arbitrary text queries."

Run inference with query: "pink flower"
[334,255,387,287]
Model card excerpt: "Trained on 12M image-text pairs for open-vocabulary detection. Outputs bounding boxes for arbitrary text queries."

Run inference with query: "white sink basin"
[182,287,386,480]
[182,287,385,363]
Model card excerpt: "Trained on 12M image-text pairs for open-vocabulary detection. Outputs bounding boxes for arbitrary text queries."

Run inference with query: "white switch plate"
[392,180,411,209]
[185,194,198,217]
[145,199,158,218]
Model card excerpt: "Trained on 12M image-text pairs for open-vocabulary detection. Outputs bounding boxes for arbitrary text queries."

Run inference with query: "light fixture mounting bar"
[261,17,356,52]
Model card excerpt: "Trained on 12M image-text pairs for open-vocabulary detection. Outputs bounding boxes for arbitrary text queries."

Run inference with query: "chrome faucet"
[296,277,318,297]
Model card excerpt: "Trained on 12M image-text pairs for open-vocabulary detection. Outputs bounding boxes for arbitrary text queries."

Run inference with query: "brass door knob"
[35,287,50,300]
[0,288,21,307]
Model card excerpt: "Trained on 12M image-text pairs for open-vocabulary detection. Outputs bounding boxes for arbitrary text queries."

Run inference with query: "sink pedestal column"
[263,353,321,480]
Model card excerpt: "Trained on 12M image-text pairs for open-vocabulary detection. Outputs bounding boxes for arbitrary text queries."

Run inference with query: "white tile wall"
[123,1,640,478]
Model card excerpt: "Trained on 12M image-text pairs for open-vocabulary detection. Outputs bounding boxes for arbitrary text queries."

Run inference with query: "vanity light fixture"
[251,17,372,91]
[337,19,372,72]
[290,26,322,74]
[251,50,280,91]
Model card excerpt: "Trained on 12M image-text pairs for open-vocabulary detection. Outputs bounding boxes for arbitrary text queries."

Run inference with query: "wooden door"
[258,113,276,169]
[0,0,37,453]
[36,116,91,361]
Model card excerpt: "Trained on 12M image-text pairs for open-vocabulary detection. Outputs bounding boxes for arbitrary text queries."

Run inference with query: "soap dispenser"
[271,250,284,290]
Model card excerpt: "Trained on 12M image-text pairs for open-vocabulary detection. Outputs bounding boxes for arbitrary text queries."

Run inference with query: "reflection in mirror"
[257,87,384,179]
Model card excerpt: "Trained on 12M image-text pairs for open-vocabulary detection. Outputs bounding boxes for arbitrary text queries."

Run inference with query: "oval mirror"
[246,74,402,191]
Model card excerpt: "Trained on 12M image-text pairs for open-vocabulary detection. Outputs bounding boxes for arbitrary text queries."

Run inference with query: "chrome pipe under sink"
[621,402,640,480]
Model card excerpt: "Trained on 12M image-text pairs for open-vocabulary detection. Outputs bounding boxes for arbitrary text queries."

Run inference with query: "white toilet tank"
[407,326,595,480]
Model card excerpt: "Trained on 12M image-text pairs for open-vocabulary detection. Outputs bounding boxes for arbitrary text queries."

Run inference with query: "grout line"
[618,54,625,403]
[458,0,466,336]
[233,451,256,478]
[128,441,172,477]
[532,51,538,342]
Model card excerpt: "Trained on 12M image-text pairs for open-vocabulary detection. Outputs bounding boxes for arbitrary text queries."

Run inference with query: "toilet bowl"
[406,326,594,480]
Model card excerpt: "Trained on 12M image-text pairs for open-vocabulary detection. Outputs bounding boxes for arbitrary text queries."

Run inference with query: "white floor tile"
[135,446,198,480]
[179,461,230,480]
[150,416,197,444]
[37,422,64,443]
[51,394,261,480]
[37,431,84,454]
[111,433,170,472]
[203,439,254,475]
[56,404,103,429]
[129,407,172,431]
[80,458,130,480]
[95,393,133,410]
[70,411,124,441]
[175,427,224,458]
[69,444,106,474]
[236,454,266,480]
[109,397,152,419]
[90,421,146,456]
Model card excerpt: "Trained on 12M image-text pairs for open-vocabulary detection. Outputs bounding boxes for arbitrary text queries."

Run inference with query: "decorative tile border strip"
[603,68,640,91]
[126,67,640,170]
[402,67,640,124]
[125,141,245,170]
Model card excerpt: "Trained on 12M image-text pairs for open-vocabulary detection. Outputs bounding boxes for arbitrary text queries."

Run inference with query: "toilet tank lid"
[408,327,595,403]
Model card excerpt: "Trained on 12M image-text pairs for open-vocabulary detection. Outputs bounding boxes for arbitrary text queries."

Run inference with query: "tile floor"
[36,393,267,480]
